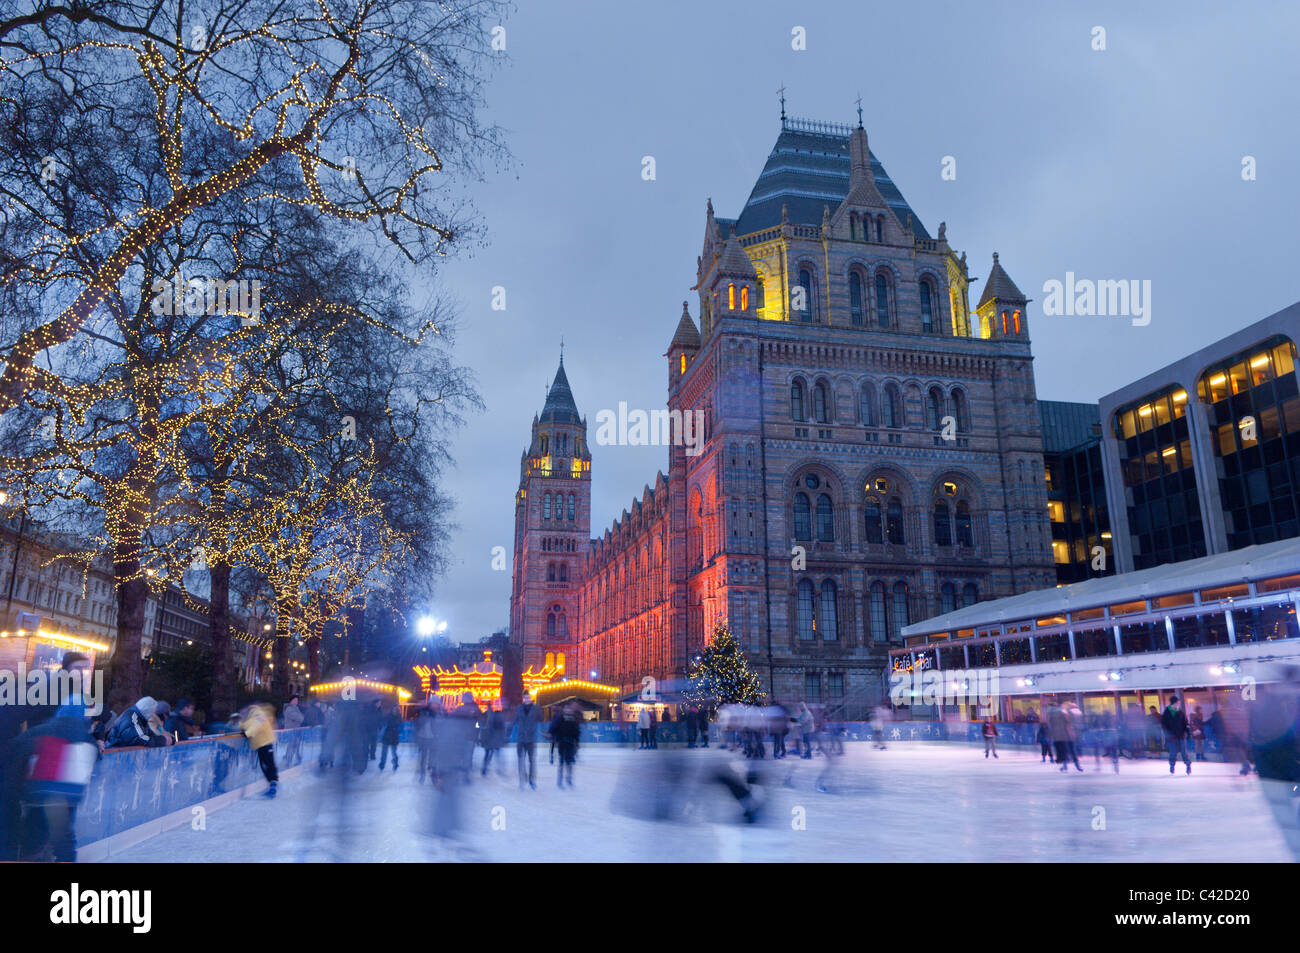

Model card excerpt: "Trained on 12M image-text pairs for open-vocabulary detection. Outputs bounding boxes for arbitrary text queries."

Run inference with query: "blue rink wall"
[76,720,1040,846]
[76,727,322,845]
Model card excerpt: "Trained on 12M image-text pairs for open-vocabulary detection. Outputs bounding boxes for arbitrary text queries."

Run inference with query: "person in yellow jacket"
[240,703,279,797]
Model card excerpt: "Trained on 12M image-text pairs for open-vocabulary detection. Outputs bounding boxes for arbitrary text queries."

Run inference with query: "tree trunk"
[108,558,148,711]
[272,596,294,702]
[307,636,320,680]
[208,560,235,718]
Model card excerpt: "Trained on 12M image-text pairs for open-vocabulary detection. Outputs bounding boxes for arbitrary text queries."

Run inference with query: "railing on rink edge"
[76,726,323,845]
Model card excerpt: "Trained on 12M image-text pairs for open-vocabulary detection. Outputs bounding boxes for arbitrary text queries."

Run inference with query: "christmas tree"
[686,619,765,705]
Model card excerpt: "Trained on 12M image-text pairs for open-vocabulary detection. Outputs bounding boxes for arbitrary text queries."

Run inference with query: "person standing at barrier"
[797,703,815,760]
[241,702,279,797]
[282,695,305,730]
[637,706,651,749]
[165,699,196,743]
[105,697,175,749]
[512,692,542,789]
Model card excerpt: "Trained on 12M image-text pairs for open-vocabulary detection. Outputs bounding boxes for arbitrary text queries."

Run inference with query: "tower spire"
[777,83,787,125]
[855,93,863,128]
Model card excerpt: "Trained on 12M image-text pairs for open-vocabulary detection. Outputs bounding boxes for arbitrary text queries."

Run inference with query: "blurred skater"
[378,704,402,771]
[982,717,999,759]
[551,700,581,788]
[1249,666,1300,860]
[1162,694,1191,775]
[241,702,278,797]
[513,692,542,789]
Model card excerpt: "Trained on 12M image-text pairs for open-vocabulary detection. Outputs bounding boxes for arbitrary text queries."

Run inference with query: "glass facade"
[1113,385,1204,569]
[1040,401,1113,584]
[1197,336,1300,549]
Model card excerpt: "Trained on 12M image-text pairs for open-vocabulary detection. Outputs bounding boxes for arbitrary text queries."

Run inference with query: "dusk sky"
[427,0,1300,642]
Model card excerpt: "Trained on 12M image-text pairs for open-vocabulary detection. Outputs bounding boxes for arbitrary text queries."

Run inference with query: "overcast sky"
[421,0,1300,643]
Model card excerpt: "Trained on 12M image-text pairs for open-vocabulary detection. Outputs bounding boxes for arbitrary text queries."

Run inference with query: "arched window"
[741,286,748,310]
[951,388,968,432]
[543,493,551,519]
[1001,310,1009,336]
[559,563,568,582]
[797,579,816,641]
[849,273,864,326]
[886,498,905,545]
[883,384,901,428]
[863,496,883,544]
[927,387,945,431]
[956,501,974,548]
[793,492,811,540]
[876,217,884,242]
[933,499,952,546]
[941,582,956,614]
[790,380,805,421]
[813,382,828,423]
[565,494,574,520]
[869,582,888,642]
[891,582,910,641]
[820,580,839,641]
[1013,309,1021,335]
[961,582,978,607]
[875,274,890,328]
[547,605,567,639]
[859,383,877,426]
[540,435,548,454]
[920,280,935,333]
[728,282,736,310]
[816,494,834,541]
[547,562,556,582]
[798,267,814,321]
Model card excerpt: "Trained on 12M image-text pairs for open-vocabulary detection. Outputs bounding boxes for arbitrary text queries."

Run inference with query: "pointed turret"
[540,354,581,424]
[976,252,1029,340]
[668,302,701,387]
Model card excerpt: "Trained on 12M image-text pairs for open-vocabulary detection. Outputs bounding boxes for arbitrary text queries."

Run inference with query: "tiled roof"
[669,302,701,349]
[733,123,930,240]
[977,252,1027,307]
[540,357,580,423]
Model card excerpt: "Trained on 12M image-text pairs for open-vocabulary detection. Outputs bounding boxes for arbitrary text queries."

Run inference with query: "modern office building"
[1100,302,1300,572]
[1039,400,1111,584]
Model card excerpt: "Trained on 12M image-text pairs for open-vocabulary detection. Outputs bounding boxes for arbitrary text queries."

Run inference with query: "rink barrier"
[76,726,323,855]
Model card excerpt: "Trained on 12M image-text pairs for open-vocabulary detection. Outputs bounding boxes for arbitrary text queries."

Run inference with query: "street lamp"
[416,616,447,638]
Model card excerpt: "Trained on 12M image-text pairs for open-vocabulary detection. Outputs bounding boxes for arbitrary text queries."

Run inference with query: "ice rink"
[104,742,1294,863]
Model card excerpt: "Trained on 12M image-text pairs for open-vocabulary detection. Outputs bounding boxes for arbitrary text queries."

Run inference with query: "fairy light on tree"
[685,619,765,706]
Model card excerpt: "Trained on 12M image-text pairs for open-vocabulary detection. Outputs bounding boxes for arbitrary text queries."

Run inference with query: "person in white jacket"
[637,706,651,749]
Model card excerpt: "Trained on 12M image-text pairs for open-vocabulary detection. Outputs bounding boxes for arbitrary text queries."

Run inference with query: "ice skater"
[551,700,581,788]
[982,717,999,758]
[240,702,279,797]
[1161,695,1192,775]
[512,692,542,790]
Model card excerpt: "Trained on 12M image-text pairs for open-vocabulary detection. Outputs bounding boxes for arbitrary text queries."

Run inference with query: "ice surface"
[102,743,1293,863]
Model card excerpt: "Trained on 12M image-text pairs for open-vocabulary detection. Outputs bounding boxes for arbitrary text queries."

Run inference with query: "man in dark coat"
[512,692,543,789]
[378,705,402,770]
[1162,694,1191,774]
[550,701,581,788]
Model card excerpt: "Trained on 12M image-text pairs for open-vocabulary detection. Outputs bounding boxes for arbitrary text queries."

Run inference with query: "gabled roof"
[977,252,1027,307]
[733,120,930,239]
[540,356,581,424]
